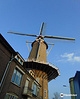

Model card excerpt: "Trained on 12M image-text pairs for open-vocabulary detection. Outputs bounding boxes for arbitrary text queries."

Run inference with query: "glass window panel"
[4,94,10,99]
[20,60,23,65]
[11,69,22,86]
[14,97,17,99]
[33,83,37,95]
[5,93,18,99]
[18,74,22,85]
[14,71,20,84]
[37,88,39,96]
[10,95,13,99]
[11,69,16,82]
[12,96,14,99]
[16,56,19,61]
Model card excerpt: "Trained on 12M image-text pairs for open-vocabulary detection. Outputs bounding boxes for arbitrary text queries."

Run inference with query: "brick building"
[0,33,60,99]
[0,34,41,99]
[69,71,80,99]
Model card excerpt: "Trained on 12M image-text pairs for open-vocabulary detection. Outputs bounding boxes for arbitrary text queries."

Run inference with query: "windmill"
[7,22,75,99]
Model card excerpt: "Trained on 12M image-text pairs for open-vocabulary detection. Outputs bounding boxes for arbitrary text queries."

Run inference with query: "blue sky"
[0,0,80,99]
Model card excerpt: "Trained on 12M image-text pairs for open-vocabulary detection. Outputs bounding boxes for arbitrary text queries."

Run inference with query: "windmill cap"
[31,39,48,49]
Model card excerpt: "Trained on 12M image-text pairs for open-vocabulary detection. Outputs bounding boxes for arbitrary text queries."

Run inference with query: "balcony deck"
[23,60,60,81]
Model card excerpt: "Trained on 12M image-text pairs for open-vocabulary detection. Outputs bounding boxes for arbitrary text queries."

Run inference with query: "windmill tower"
[7,22,75,99]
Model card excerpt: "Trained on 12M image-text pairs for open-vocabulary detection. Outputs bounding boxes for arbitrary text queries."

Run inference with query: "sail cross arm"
[7,32,38,37]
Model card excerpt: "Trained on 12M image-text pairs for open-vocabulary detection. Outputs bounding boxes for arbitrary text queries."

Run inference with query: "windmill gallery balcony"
[24,59,60,81]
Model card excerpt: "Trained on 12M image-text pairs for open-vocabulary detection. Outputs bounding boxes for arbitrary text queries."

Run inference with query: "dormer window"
[16,56,19,61]
[20,60,23,65]
[29,70,35,77]
[15,55,23,65]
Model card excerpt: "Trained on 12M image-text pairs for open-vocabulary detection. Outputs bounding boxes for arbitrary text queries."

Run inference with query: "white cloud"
[74,56,80,62]
[60,53,80,62]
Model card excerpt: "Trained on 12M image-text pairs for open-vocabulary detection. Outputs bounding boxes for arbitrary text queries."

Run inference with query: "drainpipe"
[0,54,14,92]
[42,77,44,99]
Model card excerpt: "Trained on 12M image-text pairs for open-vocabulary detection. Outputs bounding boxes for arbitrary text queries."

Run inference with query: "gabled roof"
[0,33,16,56]
[74,71,80,79]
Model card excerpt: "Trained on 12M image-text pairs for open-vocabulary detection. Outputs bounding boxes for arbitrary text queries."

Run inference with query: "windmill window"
[39,55,40,57]
[11,69,22,86]
[44,90,47,98]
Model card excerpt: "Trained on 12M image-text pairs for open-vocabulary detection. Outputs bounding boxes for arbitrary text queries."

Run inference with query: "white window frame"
[11,68,22,86]
[33,83,37,95]
[16,66,25,74]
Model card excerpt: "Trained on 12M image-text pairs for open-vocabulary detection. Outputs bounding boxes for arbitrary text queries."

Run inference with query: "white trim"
[34,81,39,86]
[16,66,25,74]
[27,77,30,81]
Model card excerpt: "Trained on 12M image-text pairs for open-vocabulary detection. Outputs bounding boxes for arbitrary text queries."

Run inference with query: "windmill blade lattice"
[7,22,75,42]
[39,22,47,36]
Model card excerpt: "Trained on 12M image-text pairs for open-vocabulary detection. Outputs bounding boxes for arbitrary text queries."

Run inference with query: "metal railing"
[24,58,60,75]
[25,58,59,69]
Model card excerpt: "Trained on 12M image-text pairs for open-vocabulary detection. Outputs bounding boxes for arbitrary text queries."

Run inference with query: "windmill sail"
[7,31,38,37]
[7,22,75,99]
[39,22,47,36]
[7,22,75,41]
[44,35,75,41]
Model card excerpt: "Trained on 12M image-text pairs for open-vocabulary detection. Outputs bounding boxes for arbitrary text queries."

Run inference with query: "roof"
[0,33,16,56]
[69,71,80,83]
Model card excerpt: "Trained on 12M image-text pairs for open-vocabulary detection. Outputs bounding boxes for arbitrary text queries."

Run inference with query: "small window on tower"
[39,55,40,57]
[44,90,47,98]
